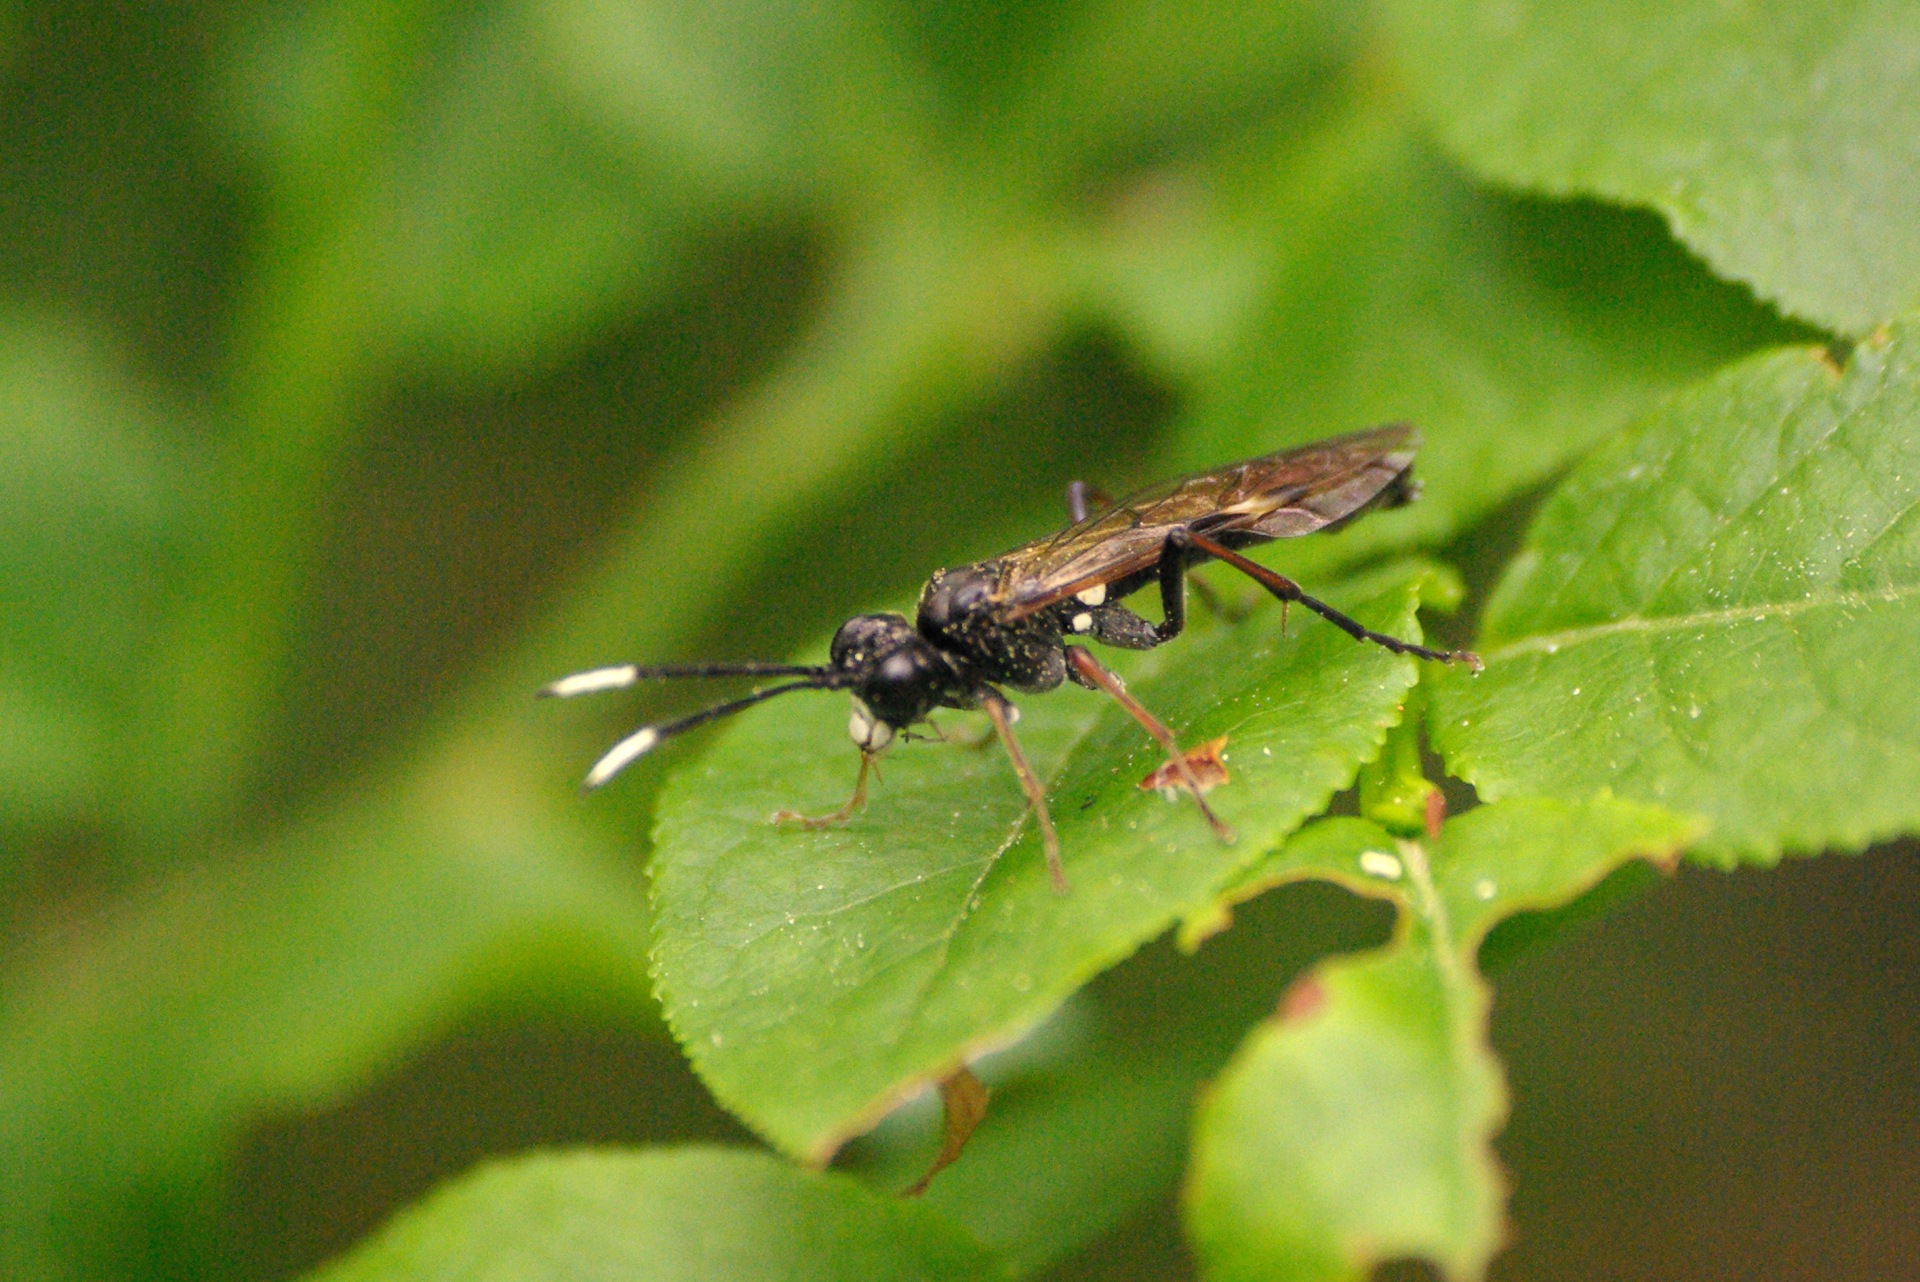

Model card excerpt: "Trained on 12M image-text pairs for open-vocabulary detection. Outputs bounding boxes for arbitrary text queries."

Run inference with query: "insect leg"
[1175,530,1482,669]
[918,716,997,750]
[1152,531,1189,642]
[1065,481,1115,523]
[1140,542,1236,626]
[982,690,1067,893]
[772,750,876,828]
[1064,646,1236,844]
[1064,538,1211,650]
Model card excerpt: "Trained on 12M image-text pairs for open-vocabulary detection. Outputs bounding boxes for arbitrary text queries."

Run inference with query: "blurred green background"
[2,2,1914,1279]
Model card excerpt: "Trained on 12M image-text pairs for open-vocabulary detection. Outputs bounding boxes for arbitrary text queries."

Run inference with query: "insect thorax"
[916,563,1067,694]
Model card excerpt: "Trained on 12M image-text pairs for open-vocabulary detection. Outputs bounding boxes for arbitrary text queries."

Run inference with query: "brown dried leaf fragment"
[1139,735,1230,799]
[901,1065,990,1197]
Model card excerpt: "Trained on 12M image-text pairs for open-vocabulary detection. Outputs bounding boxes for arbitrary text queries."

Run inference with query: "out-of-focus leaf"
[1156,94,1802,582]
[1433,318,1920,866]
[371,5,704,376]
[0,783,653,1282]
[8,180,1078,1281]
[651,561,1455,1160]
[145,0,781,838]
[545,0,1357,218]
[0,315,185,836]
[213,0,423,178]
[1357,688,1439,838]
[1384,0,1920,335]
[842,879,1394,1276]
[219,0,708,378]
[306,1147,1003,1282]
[539,0,926,204]
[1185,798,1700,1282]
[974,0,1361,183]
[1176,816,1406,952]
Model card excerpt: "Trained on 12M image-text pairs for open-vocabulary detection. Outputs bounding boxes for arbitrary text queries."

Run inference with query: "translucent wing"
[998,424,1419,617]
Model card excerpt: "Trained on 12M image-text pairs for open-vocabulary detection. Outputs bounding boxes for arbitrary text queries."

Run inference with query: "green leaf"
[0,790,654,1282]
[1383,0,1920,335]
[0,315,186,839]
[840,880,1394,1274]
[540,0,929,204]
[1179,817,1406,953]
[1357,687,1439,838]
[973,0,1362,185]
[4,151,1082,1282]
[307,1147,1002,1282]
[147,0,742,838]
[1154,94,1800,581]
[651,561,1455,1159]
[1432,317,1920,865]
[369,4,705,377]
[1185,797,1701,1282]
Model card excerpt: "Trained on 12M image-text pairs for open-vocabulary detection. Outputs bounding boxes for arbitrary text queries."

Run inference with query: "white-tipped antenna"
[541,662,830,700]
[541,665,641,699]
[583,726,661,788]
[570,678,830,791]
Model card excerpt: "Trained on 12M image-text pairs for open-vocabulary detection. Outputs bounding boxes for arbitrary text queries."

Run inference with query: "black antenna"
[539,662,831,699]
[579,680,832,789]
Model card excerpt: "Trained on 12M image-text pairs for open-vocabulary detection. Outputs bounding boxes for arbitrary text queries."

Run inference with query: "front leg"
[772,751,876,828]
[981,690,1066,892]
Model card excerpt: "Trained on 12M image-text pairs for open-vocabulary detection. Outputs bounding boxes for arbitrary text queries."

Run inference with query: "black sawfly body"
[543,424,1479,891]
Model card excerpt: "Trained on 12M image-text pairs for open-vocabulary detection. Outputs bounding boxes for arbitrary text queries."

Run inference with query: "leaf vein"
[1635,376,1847,613]
[1484,582,1920,662]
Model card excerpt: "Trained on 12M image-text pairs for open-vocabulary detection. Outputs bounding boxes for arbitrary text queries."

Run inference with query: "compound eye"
[831,613,911,667]
[879,651,922,686]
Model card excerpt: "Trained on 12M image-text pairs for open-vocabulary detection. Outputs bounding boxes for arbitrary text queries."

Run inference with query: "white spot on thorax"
[1071,611,1094,632]
[1076,583,1107,606]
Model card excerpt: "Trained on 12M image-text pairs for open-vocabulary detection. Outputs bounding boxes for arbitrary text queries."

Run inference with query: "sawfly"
[543,424,1479,891]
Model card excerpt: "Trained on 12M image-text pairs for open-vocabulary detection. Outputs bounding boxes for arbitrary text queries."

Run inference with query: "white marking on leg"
[1076,583,1107,606]
[542,665,640,698]
[584,726,660,787]
[1071,611,1093,632]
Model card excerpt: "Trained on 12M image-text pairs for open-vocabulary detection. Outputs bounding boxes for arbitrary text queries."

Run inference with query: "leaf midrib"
[858,636,1189,1053]
[1482,580,1920,662]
